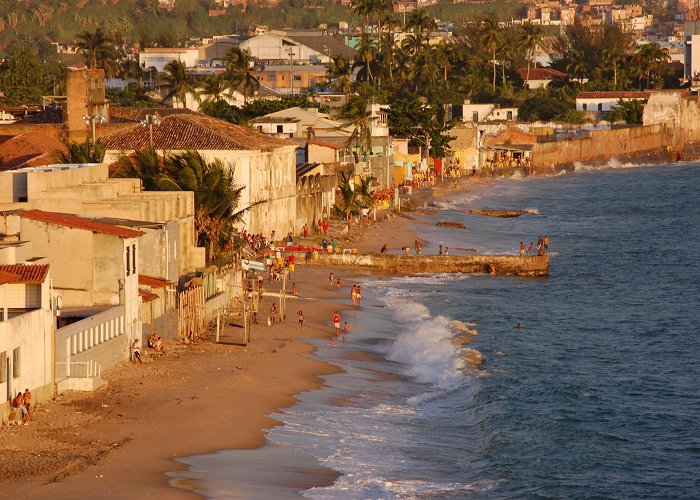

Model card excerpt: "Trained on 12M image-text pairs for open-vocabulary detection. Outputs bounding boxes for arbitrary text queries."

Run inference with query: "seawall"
[305,252,549,277]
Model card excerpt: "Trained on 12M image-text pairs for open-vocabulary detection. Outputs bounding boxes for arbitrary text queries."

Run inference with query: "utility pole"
[285,47,295,96]
[82,114,105,145]
[140,114,161,149]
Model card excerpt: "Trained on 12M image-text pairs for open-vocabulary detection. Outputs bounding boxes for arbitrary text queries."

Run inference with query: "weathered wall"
[296,174,336,233]
[303,252,548,277]
[531,123,669,172]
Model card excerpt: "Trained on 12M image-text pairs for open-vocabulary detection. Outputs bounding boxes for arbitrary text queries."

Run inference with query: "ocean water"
[171,163,700,499]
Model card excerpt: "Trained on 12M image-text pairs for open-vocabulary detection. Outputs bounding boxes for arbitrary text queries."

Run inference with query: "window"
[12,347,20,379]
[293,75,302,82]
[132,244,136,274]
[598,103,603,111]
[126,246,131,276]
[277,125,284,133]
[507,111,513,120]
[472,111,479,122]
[583,103,587,111]
[0,352,6,383]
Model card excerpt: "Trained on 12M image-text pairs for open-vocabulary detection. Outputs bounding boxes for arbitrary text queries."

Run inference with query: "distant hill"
[0,0,523,56]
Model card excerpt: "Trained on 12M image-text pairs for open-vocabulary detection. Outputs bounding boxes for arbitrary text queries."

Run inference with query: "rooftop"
[99,113,294,151]
[0,264,50,284]
[18,210,145,239]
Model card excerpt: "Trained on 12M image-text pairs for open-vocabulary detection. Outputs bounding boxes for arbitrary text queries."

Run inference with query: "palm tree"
[633,43,669,89]
[602,47,625,89]
[75,28,116,72]
[161,59,196,108]
[340,95,374,161]
[121,59,145,87]
[325,55,352,98]
[53,139,106,164]
[354,31,377,83]
[518,22,544,88]
[477,17,504,92]
[566,49,589,84]
[405,8,436,39]
[224,47,260,104]
[334,172,375,217]
[198,73,228,106]
[111,148,181,191]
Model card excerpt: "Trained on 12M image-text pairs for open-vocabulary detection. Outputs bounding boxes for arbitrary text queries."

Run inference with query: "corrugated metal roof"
[0,264,49,284]
[99,113,294,151]
[139,275,172,288]
[19,210,144,239]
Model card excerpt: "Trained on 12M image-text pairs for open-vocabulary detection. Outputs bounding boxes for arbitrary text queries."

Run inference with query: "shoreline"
[0,175,489,497]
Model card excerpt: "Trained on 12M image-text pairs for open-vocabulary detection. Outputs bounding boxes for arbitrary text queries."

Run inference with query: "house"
[0,261,53,422]
[576,91,651,114]
[0,210,143,387]
[98,113,299,236]
[240,30,356,65]
[138,48,200,72]
[0,132,66,171]
[249,64,328,95]
[252,107,353,145]
[516,67,568,89]
[455,102,519,122]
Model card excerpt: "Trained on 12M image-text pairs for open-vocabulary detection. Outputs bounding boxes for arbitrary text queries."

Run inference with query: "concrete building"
[576,91,651,115]
[240,30,356,65]
[456,102,519,122]
[249,64,328,95]
[0,261,53,422]
[138,48,200,72]
[99,113,299,236]
[517,67,568,89]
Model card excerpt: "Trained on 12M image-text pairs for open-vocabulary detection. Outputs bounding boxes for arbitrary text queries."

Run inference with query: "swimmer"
[516,323,524,328]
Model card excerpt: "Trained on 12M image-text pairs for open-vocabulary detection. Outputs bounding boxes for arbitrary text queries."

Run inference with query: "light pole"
[82,114,105,144]
[285,47,295,96]
[140,114,161,149]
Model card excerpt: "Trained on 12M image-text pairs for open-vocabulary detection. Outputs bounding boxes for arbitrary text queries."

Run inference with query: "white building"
[576,91,650,113]
[139,48,200,72]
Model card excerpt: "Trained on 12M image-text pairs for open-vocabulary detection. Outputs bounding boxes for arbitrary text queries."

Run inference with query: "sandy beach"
[0,180,453,497]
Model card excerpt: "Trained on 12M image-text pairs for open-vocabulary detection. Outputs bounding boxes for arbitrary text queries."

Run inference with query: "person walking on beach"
[336,278,341,291]
[329,272,334,288]
[356,286,362,305]
[342,322,349,342]
[527,242,534,255]
[519,241,526,256]
[332,311,341,336]
[415,240,423,255]
[439,244,443,255]
[269,303,277,327]
[303,223,308,238]
[351,284,357,303]
[543,235,550,254]
[445,246,449,256]
[297,310,304,330]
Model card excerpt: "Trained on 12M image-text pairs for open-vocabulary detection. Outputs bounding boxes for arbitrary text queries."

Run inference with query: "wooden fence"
[178,286,206,340]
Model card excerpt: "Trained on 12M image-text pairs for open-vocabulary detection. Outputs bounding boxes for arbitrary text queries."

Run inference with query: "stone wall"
[295,174,336,233]
[303,252,549,277]
[530,123,670,172]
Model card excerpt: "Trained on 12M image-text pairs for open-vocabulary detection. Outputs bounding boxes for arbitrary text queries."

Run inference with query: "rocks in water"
[460,209,528,218]
[436,221,465,229]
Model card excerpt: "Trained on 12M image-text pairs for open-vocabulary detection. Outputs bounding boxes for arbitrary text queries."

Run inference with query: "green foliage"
[608,99,645,124]
[106,87,157,107]
[53,139,106,164]
[518,89,575,122]
[200,100,247,125]
[556,109,588,124]
[0,37,64,105]
[241,95,315,119]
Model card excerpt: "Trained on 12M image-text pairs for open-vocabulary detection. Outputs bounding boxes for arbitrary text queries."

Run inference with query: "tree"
[633,43,670,90]
[609,99,645,124]
[161,59,196,108]
[53,139,106,164]
[75,28,117,75]
[517,22,544,88]
[111,148,181,191]
[0,37,64,105]
[339,95,374,160]
[334,172,375,217]
[325,55,352,98]
[477,17,504,92]
[224,47,260,104]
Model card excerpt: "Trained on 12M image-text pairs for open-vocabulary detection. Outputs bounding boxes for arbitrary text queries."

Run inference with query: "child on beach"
[336,278,341,291]
[342,322,349,342]
[297,310,304,330]
[269,303,277,327]
[329,272,334,288]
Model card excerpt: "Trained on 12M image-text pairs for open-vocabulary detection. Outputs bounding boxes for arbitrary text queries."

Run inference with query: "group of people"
[519,235,550,256]
[12,389,32,423]
[350,284,362,304]
[331,311,350,342]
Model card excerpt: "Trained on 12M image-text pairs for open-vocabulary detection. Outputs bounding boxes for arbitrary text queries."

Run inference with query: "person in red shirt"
[332,311,341,336]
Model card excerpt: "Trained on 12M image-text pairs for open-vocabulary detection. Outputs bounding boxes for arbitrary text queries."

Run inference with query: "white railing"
[55,360,101,379]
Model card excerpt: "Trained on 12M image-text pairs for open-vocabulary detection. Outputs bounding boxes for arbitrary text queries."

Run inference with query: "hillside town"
[2,0,700,487]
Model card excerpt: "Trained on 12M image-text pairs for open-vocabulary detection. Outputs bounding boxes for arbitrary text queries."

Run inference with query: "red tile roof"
[0,132,66,171]
[109,107,197,123]
[139,275,172,288]
[0,270,22,285]
[0,264,49,284]
[308,140,344,150]
[98,113,294,151]
[577,91,651,99]
[19,210,144,238]
[139,289,159,302]
[517,68,567,80]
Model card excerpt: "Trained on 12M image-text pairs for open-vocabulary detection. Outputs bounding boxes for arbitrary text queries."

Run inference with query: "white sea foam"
[573,158,644,172]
